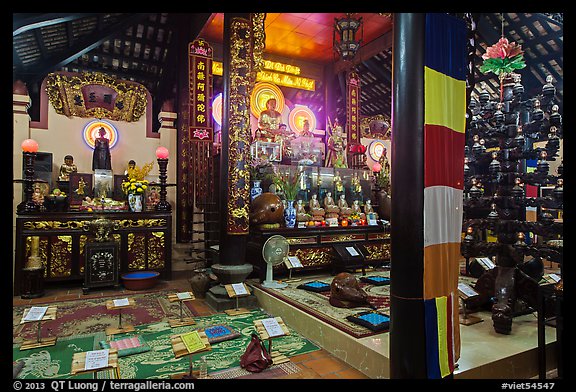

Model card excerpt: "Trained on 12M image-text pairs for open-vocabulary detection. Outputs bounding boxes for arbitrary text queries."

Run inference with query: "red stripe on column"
[424,124,465,189]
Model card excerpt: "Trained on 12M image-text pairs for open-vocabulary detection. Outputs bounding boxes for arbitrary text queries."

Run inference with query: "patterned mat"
[210,362,302,379]
[13,309,320,380]
[13,290,197,344]
[254,270,392,339]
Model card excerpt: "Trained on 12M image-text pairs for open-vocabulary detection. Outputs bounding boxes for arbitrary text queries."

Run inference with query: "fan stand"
[261,262,287,289]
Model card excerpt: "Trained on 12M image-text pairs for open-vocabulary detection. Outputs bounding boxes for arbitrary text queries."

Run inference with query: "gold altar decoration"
[226,17,254,234]
[82,218,120,242]
[251,13,266,85]
[360,114,392,139]
[45,71,148,122]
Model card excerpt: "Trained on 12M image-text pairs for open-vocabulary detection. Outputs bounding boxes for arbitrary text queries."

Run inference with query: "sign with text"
[346,71,361,145]
[188,39,214,142]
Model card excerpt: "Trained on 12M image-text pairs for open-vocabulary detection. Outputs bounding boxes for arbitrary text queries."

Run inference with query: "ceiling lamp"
[333,13,363,61]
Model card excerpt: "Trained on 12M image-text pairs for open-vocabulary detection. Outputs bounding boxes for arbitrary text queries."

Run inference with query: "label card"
[261,317,284,337]
[176,292,193,300]
[85,349,109,371]
[23,306,48,322]
[113,298,130,307]
[458,282,479,299]
[346,246,359,257]
[287,256,303,268]
[231,283,248,296]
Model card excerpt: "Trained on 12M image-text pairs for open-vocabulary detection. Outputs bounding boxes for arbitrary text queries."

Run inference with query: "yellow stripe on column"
[424,67,466,134]
[435,296,451,378]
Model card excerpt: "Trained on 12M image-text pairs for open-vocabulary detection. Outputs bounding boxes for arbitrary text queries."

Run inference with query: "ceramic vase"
[189,268,210,298]
[250,180,263,201]
[375,189,391,220]
[284,199,296,228]
[128,193,143,212]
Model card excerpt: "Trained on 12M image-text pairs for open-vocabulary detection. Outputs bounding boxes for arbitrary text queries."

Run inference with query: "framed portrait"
[145,184,161,211]
[69,173,93,206]
[114,175,126,201]
[94,169,114,199]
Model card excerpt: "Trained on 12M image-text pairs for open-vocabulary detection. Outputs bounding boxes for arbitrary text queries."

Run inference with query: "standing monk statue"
[92,127,112,171]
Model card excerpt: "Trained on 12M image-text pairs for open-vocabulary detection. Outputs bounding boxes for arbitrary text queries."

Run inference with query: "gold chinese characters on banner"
[188,39,214,142]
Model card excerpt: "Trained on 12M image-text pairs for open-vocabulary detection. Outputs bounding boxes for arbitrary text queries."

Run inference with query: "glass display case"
[264,164,373,208]
[250,141,282,162]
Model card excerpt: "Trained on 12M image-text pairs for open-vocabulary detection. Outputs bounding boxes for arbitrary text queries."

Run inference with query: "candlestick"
[17,149,40,214]
[156,158,171,211]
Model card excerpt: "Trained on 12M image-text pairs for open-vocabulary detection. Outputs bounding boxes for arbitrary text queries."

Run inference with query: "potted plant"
[247,156,272,200]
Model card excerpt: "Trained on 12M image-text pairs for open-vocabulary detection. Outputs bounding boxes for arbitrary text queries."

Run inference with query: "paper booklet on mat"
[85,349,109,371]
[23,306,48,322]
[261,317,284,337]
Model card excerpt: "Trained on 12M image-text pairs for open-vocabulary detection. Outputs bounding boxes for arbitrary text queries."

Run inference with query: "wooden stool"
[19,305,57,350]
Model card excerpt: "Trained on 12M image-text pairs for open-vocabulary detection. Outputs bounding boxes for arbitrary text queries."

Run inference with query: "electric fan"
[261,235,289,289]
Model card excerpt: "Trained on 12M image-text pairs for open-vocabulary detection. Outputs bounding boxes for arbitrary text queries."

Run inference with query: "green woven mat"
[14,308,319,379]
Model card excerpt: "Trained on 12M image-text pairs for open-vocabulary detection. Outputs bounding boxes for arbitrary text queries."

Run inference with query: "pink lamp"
[21,139,39,153]
[156,146,169,159]
[372,162,382,173]
[155,146,171,211]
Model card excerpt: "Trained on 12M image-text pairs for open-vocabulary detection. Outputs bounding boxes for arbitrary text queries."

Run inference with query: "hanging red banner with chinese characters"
[346,71,361,146]
[188,39,214,142]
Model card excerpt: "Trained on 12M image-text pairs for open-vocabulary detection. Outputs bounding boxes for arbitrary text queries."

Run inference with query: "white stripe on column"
[424,185,464,247]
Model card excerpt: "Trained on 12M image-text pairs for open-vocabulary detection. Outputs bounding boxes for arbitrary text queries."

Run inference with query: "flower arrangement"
[372,153,390,193]
[122,161,153,195]
[247,155,272,181]
[269,166,303,201]
[480,37,526,77]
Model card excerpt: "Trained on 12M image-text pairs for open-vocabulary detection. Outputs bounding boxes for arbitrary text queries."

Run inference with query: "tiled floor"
[13,275,368,379]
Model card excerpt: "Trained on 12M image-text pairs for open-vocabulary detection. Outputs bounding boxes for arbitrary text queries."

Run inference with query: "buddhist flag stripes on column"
[423,13,467,379]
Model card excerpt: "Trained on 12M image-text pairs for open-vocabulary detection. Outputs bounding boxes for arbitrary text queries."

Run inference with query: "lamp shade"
[156,146,169,159]
[21,139,39,153]
[372,162,382,173]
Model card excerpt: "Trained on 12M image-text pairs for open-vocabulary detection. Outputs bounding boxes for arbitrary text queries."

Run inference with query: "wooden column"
[389,12,428,379]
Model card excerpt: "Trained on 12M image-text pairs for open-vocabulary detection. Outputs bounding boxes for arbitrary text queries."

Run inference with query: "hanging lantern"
[333,14,363,61]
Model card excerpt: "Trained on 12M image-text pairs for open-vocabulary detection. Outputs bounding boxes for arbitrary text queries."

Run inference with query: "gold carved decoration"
[45,71,148,122]
[321,234,365,243]
[292,247,333,267]
[82,218,120,242]
[23,220,87,231]
[364,243,391,260]
[50,236,73,277]
[360,114,392,139]
[227,17,253,234]
[250,13,266,86]
[367,232,391,240]
[286,237,318,245]
[128,233,146,270]
[147,232,166,269]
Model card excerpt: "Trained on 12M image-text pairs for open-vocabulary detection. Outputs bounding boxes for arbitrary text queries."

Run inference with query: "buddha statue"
[338,194,352,217]
[309,194,325,219]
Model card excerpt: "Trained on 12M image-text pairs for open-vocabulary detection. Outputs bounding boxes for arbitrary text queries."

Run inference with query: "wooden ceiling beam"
[13,13,98,36]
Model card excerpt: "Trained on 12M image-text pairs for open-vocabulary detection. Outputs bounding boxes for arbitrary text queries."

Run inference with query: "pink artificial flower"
[482,37,523,60]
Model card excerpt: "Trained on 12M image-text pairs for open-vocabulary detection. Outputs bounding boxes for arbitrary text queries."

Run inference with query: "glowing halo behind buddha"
[289,105,316,135]
[83,120,118,149]
[250,82,285,118]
